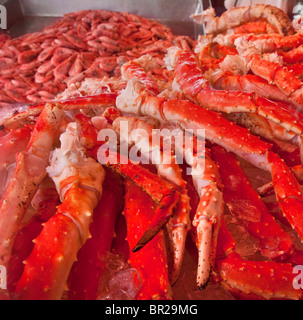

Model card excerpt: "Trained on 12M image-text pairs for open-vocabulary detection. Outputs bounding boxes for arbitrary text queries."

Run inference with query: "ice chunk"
[227,223,260,259]
[98,252,142,300]
[100,268,142,300]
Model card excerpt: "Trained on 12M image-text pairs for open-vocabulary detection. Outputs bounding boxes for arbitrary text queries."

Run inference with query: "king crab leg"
[247,53,303,111]
[7,177,59,296]
[0,93,118,131]
[67,167,124,300]
[190,147,224,288]
[121,57,161,95]
[0,103,64,269]
[168,48,303,151]
[14,122,105,299]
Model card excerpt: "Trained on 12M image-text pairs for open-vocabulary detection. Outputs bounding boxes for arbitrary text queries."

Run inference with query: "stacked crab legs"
[167,46,303,163]
[115,56,303,295]
[0,53,303,299]
[0,95,185,299]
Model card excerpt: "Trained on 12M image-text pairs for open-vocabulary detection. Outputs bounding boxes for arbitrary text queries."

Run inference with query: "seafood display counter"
[0,0,303,301]
[4,0,201,38]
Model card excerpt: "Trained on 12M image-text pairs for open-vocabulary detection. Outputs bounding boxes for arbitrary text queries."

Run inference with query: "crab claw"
[75,113,181,252]
[123,180,173,300]
[107,155,181,253]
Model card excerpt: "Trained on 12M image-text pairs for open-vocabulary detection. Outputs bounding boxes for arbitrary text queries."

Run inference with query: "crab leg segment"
[183,136,224,289]
[14,122,105,300]
[213,73,291,103]
[248,54,303,110]
[58,92,118,110]
[7,177,59,294]
[0,103,64,268]
[191,5,293,36]
[267,151,303,238]
[108,156,180,253]
[170,47,255,113]
[0,104,45,131]
[216,254,302,300]
[67,167,124,300]
[121,59,160,95]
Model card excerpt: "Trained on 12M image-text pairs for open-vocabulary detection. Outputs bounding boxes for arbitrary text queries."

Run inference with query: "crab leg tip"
[198,282,208,291]
[132,244,144,253]
[132,229,156,252]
